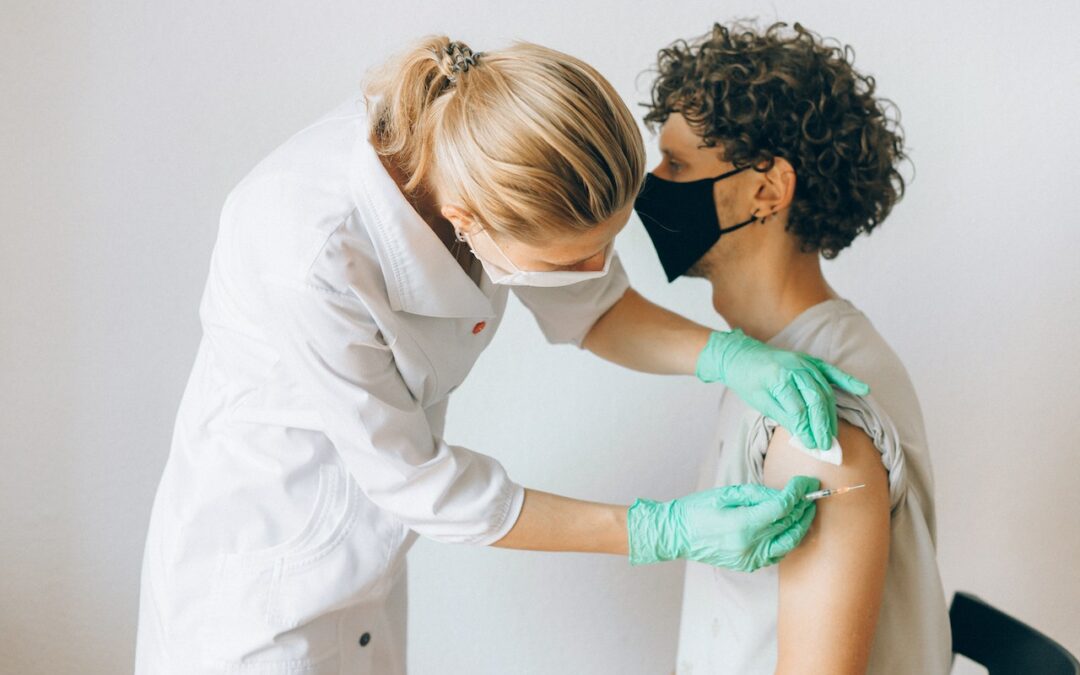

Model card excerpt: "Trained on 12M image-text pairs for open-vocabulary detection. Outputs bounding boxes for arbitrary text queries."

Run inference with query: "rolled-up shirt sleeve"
[261,277,525,546]
[511,253,631,347]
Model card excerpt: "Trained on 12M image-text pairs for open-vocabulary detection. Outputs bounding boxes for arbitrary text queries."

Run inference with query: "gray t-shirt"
[675,298,951,675]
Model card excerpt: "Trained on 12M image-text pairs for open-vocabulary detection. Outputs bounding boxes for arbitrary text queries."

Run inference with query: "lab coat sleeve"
[260,277,525,546]
[510,252,631,347]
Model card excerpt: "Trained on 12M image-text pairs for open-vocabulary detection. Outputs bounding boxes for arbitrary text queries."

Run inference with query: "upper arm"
[763,421,891,675]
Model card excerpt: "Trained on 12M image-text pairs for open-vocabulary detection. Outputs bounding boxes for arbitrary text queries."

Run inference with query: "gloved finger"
[756,499,804,542]
[743,504,807,572]
[759,498,807,539]
[764,500,818,565]
[750,476,820,540]
[802,363,838,440]
[807,356,870,396]
[792,373,833,450]
[769,381,817,449]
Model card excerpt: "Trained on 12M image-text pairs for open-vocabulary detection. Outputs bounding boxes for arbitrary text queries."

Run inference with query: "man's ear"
[753,157,797,221]
[440,204,477,238]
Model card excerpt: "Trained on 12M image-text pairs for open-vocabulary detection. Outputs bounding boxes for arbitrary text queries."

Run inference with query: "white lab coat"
[134,95,630,674]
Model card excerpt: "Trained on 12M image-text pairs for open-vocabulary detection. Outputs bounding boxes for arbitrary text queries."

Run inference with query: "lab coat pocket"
[207,464,393,669]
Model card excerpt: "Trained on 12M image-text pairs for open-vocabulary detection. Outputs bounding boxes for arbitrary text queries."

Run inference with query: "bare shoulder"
[763,421,891,675]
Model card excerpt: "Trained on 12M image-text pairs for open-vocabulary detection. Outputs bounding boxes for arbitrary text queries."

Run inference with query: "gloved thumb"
[782,475,821,501]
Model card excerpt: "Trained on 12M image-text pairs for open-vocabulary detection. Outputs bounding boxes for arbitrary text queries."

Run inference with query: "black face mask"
[634,166,757,282]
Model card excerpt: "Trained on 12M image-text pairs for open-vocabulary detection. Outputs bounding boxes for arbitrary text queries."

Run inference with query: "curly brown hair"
[643,21,907,258]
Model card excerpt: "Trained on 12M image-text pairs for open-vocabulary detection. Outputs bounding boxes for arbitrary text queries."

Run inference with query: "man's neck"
[708,244,836,343]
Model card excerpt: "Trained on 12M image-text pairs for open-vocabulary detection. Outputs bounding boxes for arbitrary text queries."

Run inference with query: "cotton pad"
[786,434,843,466]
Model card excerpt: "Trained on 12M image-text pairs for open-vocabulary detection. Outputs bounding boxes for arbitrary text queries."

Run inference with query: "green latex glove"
[627,476,820,572]
[696,329,870,449]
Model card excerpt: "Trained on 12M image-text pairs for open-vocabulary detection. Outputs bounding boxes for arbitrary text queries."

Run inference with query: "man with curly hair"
[633,22,951,674]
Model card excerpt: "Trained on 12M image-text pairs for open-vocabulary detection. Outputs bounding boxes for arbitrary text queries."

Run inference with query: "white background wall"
[3,1,1078,673]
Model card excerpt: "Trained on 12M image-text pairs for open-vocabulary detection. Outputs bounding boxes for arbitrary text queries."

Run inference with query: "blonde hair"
[365,36,645,243]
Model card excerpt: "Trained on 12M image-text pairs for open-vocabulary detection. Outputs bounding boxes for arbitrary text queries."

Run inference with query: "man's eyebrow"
[660,147,687,162]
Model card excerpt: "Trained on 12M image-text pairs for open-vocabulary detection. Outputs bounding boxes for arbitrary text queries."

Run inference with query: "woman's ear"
[440,205,477,237]
[753,157,797,220]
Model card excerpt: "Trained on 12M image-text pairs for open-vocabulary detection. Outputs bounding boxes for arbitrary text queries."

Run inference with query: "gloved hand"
[696,329,870,449]
[627,476,820,572]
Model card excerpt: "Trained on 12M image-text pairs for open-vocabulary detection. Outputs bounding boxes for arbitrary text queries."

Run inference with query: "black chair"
[951,591,1080,674]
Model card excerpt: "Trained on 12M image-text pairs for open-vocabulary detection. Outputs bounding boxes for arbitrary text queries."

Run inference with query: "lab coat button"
[359,632,371,647]
[472,321,486,334]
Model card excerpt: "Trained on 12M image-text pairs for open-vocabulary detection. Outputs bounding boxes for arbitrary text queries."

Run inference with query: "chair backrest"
[951,591,1080,674]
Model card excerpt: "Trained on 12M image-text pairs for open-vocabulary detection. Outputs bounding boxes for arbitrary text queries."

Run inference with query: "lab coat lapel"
[349,123,495,320]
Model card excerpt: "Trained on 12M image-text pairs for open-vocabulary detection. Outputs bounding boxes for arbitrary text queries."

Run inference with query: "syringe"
[803,483,866,501]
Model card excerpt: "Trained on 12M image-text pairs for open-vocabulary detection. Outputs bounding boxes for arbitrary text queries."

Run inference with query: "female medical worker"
[135,38,867,674]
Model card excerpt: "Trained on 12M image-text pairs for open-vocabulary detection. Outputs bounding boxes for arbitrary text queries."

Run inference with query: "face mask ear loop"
[711,165,751,183]
[717,210,759,236]
[473,227,523,274]
[711,166,759,236]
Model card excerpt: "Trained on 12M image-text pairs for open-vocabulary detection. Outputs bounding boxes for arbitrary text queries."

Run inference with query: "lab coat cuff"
[471,481,526,547]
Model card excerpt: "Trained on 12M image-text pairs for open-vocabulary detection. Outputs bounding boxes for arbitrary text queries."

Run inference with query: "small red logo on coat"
[472,321,486,335]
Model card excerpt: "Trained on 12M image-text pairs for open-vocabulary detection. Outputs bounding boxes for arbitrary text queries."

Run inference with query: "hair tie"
[444,42,483,82]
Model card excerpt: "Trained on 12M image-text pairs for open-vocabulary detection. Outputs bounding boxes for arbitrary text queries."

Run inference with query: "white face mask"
[460,227,613,287]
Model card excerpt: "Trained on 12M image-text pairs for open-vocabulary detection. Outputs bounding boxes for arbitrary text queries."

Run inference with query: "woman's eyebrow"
[553,255,595,268]
[550,247,606,268]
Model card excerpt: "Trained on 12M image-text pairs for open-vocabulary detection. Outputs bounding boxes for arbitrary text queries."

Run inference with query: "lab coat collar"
[349,103,495,319]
